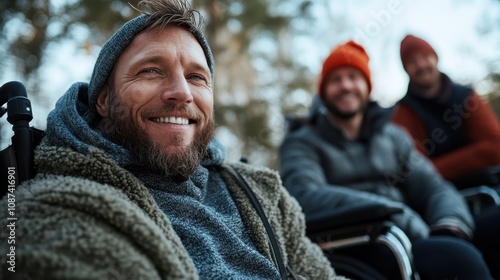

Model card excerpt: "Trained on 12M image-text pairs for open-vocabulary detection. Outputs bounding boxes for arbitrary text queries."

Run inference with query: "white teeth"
[153,117,189,124]
[340,94,356,101]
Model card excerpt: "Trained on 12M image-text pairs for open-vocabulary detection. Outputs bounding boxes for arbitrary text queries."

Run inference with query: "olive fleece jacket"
[0,141,345,279]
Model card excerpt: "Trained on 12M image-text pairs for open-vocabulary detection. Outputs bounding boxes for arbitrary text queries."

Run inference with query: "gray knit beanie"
[87,14,214,111]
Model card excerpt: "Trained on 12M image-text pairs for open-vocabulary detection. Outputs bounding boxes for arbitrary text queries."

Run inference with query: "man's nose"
[339,77,355,90]
[160,74,193,104]
[414,57,428,68]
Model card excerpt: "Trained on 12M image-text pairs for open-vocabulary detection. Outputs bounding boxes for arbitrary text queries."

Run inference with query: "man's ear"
[96,88,109,117]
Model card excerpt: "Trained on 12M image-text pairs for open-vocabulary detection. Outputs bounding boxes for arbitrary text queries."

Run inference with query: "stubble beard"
[412,67,440,89]
[323,93,367,120]
[101,90,215,181]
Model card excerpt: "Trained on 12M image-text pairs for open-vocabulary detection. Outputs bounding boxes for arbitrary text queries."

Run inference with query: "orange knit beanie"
[318,40,371,96]
[400,34,438,68]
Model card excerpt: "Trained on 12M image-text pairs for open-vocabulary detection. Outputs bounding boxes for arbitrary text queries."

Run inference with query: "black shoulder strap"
[222,164,291,280]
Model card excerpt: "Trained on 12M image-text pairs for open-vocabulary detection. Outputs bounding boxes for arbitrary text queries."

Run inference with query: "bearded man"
[0,0,343,279]
[392,34,500,182]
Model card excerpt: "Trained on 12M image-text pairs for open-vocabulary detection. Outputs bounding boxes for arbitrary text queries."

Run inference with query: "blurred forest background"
[1,0,500,169]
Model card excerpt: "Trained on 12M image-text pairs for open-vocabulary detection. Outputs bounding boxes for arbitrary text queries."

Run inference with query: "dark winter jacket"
[392,73,500,180]
[279,101,474,241]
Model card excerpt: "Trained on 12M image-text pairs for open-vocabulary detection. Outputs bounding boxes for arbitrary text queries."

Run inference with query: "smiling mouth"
[337,93,357,101]
[150,117,196,125]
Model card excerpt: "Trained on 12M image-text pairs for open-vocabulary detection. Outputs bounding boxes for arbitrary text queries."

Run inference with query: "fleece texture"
[0,142,344,279]
[0,9,345,277]
[45,79,277,278]
[0,77,345,279]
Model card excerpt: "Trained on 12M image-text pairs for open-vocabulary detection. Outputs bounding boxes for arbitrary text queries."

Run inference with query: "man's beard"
[323,96,367,120]
[101,90,215,181]
[411,67,440,90]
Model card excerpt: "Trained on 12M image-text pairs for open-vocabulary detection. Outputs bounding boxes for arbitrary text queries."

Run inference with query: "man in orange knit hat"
[279,40,493,279]
[392,34,500,183]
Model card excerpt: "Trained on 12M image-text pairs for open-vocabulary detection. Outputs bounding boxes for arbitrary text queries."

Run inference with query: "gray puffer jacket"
[279,101,474,241]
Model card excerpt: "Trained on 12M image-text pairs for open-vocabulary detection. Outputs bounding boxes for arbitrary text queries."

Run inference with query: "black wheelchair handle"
[1,81,35,184]
[1,81,33,124]
[1,81,27,105]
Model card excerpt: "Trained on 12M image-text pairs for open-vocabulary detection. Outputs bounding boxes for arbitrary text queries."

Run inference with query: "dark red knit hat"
[400,35,438,67]
[318,40,371,96]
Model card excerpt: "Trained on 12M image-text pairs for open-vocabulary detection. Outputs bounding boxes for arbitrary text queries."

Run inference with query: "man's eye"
[350,73,361,81]
[188,74,205,81]
[139,68,158,74]
[329,76,341,83]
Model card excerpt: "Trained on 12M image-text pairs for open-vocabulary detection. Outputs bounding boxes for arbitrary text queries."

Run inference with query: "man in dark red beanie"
[279,40,493,279]
[392,34,500,279]
[393,34,500,181]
